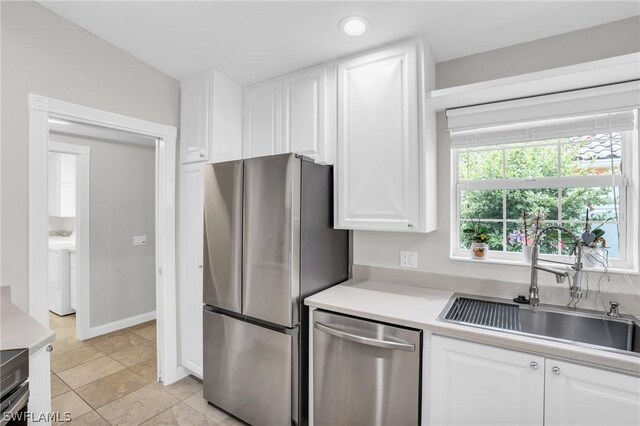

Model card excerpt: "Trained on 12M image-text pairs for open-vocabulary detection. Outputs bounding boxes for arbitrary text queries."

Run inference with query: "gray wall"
[1,1,180,311]
[436,16,640,89]
[355,17,640,293]
[50,133,156,327]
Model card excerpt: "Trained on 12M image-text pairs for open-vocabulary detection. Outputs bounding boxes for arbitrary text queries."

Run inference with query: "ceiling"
[38,1,640,86]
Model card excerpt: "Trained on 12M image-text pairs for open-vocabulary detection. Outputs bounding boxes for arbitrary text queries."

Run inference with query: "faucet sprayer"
[529,226,584,307]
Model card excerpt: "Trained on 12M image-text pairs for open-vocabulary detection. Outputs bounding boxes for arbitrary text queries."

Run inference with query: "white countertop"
[305,279,640,376]
[1,286,55,354]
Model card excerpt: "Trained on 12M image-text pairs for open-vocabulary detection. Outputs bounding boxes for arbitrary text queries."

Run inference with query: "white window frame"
[450,124,639,273]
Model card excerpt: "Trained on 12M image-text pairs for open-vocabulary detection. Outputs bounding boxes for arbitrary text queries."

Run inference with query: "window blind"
[450,111,635,149]
[448,81,639,149]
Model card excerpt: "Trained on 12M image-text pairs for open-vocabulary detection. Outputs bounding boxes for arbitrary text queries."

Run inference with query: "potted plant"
[580,209,608,268]
[508,210,543,263]
[463,222,491,260]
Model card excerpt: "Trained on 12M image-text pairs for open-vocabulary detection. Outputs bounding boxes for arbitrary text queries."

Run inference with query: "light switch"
[400,251,418,268]
[133,235,147,246]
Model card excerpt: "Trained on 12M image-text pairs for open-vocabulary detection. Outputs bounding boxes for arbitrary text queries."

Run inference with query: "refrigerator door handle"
[314,322,415,352]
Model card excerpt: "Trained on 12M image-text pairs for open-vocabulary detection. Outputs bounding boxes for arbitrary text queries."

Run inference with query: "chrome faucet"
[529,226,583,307]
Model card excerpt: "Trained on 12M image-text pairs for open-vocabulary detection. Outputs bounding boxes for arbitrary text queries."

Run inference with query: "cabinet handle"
[198,265,203,269]
[407,223,414,229]
[199,152,206,158]
[552,366,561,375]
[529,361,539,370]
[46,344,53,353]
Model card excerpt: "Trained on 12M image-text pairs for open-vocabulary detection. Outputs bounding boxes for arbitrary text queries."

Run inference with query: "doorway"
[28,94,182,418]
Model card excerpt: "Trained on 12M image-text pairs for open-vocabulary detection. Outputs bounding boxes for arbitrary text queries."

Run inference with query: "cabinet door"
[336,41,420,231]
[282,65,328,163]
[242,81,282,158]
[180,75,211,163]
[429,335,544,426]
[178,163,204,377]
[545,358,640,426]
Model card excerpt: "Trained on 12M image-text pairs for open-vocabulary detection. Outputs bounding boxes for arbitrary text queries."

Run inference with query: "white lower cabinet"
[429,335,640,426]
[29,345,52,425]
[178,163,204,377]
[429,335,544,426]
[545,358,640,426]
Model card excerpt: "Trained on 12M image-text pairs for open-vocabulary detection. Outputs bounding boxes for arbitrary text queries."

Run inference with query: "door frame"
[28,94,184,385]
[48,141,91,340]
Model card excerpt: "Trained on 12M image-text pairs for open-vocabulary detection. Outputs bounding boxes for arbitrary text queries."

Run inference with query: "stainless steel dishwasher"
[312,310,422,426]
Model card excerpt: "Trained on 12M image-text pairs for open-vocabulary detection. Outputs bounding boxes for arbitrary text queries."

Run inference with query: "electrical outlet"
[133,235,147,246]
[400,251,418,268]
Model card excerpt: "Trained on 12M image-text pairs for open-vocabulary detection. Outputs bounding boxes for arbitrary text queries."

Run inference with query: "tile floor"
[49,313,244,425]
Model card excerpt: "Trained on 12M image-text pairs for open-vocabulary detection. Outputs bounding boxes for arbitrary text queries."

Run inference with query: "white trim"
[28,94,181,385]
[457,175,627,191]
[84,310,157,339]
[450,128,638,272]
[47,141,91,341]
[427,53,640,111]
[449,253,638,275]
[49,141,91,156]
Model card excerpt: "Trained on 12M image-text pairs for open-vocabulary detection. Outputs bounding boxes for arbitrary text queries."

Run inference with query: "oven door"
[0,382,29,426]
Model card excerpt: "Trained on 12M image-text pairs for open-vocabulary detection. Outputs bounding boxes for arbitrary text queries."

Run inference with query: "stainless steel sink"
[439,295,640,357]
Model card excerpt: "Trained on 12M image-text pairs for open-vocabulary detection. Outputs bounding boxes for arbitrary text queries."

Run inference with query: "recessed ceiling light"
[340,16,369,36]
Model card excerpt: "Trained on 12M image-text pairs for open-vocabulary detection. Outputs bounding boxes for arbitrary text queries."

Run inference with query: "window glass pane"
[531,222,562,255]
[458,148,503,181]
[561,187,619,222]
[506,189,559,221]
[506,143,557,179]
[460,190,503,220]
[460,221,503,251]
[506,221,531,252]
[561,133,622,177]
[560,222,620,259]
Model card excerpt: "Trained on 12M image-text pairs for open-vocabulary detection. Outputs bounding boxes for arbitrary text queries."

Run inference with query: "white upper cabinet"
[429,335,545,426]
[180,70,242,164]
[48,152,76,217]
[335,39,435,232]
[282,65,332,163]
[242,81,283,158]
[242,64,333,164]
[545,358,640,426]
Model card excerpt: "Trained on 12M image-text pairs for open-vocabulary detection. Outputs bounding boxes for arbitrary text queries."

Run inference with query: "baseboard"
[181,361,203,380]
[84,310,156,339]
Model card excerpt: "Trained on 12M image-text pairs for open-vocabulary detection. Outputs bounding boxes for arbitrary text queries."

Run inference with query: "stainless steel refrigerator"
[202,153,349,426]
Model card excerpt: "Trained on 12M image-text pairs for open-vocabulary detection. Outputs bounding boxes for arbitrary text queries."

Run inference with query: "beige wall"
[1,1,180,311]
[355,18,640,295]
[50,133,156,328]
[436,16,640,89]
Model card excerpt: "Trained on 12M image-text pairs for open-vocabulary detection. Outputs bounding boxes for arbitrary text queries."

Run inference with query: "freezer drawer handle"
[314,322,415,352]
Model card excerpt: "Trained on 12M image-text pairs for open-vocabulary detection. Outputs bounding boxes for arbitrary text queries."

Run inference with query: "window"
[451,110,637,269]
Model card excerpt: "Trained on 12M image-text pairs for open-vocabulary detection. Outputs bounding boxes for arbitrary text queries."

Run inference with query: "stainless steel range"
[1,348,29,426]
[202,153,349,426]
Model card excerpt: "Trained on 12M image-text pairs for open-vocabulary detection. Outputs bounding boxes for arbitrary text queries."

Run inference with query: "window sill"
[449,254,639,275]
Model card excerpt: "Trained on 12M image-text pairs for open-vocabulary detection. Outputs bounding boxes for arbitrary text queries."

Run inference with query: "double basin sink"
[439,295,640,356]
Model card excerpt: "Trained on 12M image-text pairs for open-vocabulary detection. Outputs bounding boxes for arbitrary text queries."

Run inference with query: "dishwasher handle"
[314,322,415,352]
